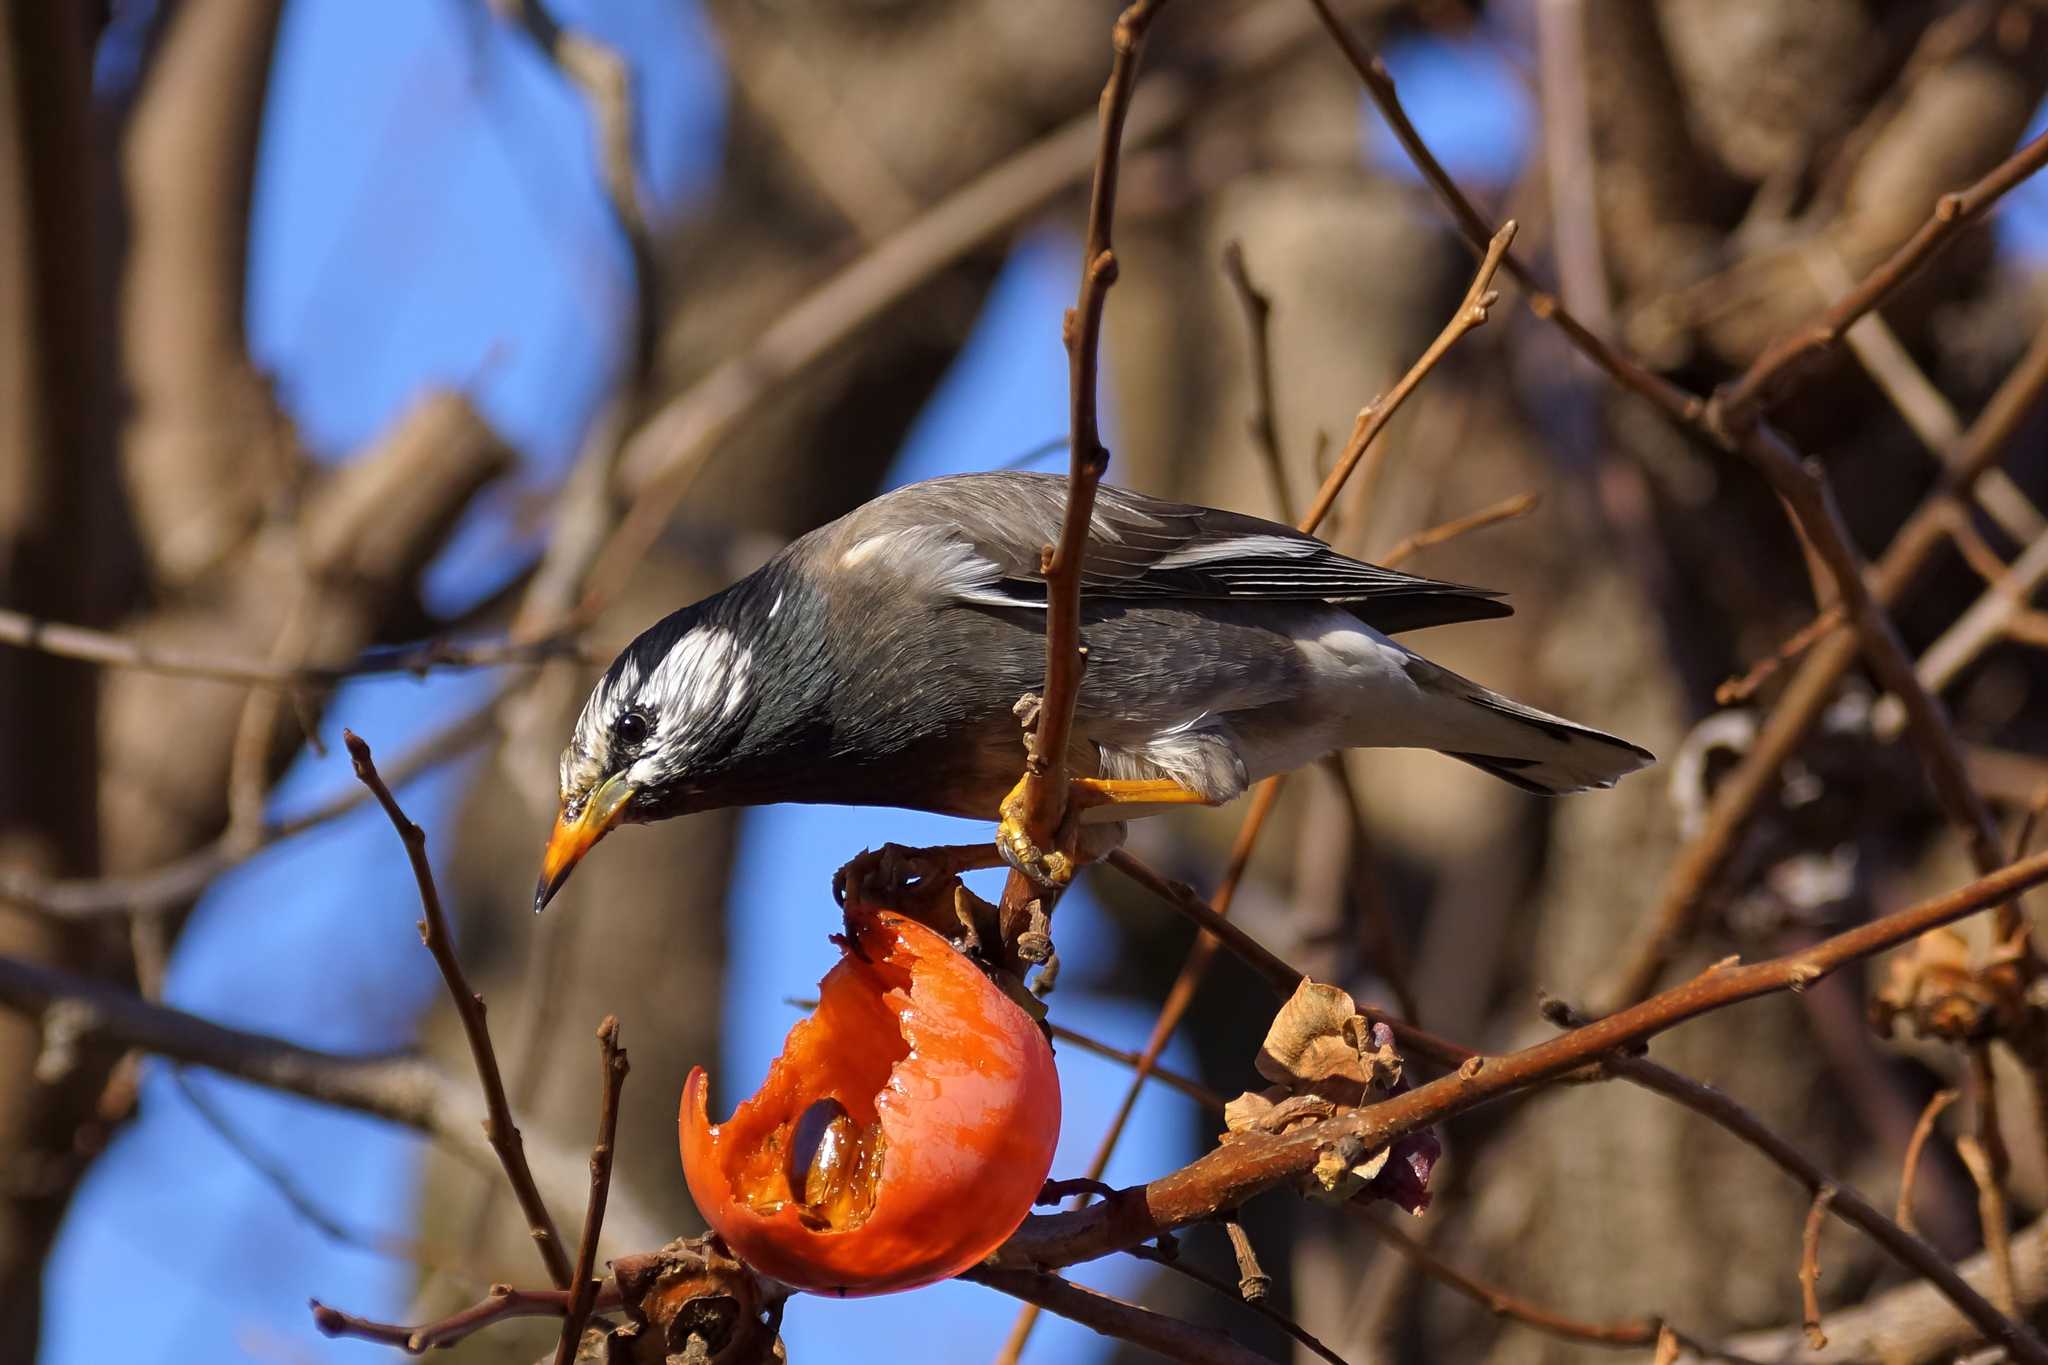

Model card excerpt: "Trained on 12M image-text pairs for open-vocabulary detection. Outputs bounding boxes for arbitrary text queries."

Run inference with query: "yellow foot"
[997,774,1213,888]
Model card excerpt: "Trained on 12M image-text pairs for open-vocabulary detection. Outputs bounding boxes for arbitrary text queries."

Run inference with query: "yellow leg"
[998,774,1213,887]
[1067,776,1215,813]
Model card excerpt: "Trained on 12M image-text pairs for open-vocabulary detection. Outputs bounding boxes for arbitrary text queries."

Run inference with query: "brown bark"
[0,6,119,1360]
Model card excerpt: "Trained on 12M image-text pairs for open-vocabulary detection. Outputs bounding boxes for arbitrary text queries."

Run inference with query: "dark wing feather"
[852,471,1510,634]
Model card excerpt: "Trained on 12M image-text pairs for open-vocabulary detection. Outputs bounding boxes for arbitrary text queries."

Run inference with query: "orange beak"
[534,774,635,912]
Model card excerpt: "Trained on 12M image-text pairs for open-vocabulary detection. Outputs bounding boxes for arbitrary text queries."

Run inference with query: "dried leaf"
[1222,1090,1276,1136]
[1253,980,1401,1105]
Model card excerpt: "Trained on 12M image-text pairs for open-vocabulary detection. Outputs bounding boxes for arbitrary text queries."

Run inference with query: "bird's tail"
[1419,666,1653,795]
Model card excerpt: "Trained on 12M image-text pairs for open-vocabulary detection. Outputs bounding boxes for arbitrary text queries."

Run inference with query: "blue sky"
[43,5,2048,1362]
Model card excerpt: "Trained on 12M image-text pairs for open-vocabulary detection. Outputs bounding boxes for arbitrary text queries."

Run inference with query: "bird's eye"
[611,709,650,750]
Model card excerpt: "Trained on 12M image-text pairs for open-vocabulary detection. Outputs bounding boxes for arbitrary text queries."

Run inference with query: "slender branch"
[1001,0,1167,911]
[1356,1212,1664,1348]
[998,776,1286,1365]
[0,608,585,687]
[4,691,503,918]
[1897,1087,1958,1233]
[171,1066,450,1271]
[0,952,471,1141]
[1715,605,1844,707]
[1725,127,2048,418]
[1616,1059,2036,1364]
[966,1266,1276,1365]
[1045,1016,1228,1111]
[554,1017,628,1365]
[1800,1185,1837,1350]
[1104,847,1305,998]
[1220,239,1297,517]
[313,1283,618,1354]
[1125,1240,1347,1365]
[1957,1133,2017,1318]
[1377,490,1540,570]
[1297,223,1514,534]
[344,730,572,1289]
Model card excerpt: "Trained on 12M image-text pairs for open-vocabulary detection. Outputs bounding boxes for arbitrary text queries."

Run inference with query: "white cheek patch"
[641,627,753,753]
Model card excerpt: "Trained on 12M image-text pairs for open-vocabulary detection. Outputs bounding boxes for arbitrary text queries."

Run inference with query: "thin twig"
[554,1017,629,1365]
[1726,127,2048,417]
[3,691,503,919]
[1957,1134,2018,1319]
[998,776,1284,1365]
[1001,0,1168,914]
[1045,1016,1228,1111]
[1125,1241,1347,1365]
[1716,606,1844,707]
[1800,1185,1837,1349]
[1220,239,1298,517]
[1600,306,2048,1004]
[344,730,572,1289]
[1896,1087,1959,1233]
[491,0,658,378]
[312,1282,618,1353]
[1297,223,1515,534]
[0,608,585,688]
[1105,847,1305,997]
[1221,1219,1270,1303]
[1357,1211,1664,1348]
[171,1067,449,1272]
[967,1266,1275,1365]
[1377,490,1540,570]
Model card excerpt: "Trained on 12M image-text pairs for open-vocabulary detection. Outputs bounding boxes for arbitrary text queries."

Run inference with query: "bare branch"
[1800,1185,1837,1349]
[313,1283,615,1354]
[1000,0,1168,911]
[967,1266,1276,1365]
[344,730,572,1289]
[0,608,586,688]
[1897,1087,1959,1233]
[554,1017,628,1365]
[1377,490,1541,570]
[1220,240,1297,517]
[3,692,503,918]
[1358,1212,1664,1348]
[1725,127,2048,418]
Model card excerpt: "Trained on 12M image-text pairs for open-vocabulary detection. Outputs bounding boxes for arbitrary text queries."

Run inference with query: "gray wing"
[838,471,1511,634]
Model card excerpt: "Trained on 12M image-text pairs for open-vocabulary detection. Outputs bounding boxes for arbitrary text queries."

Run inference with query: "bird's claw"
[997,784,1076,889]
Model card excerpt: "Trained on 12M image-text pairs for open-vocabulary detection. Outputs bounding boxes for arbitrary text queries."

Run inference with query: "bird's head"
[535,608,757,911]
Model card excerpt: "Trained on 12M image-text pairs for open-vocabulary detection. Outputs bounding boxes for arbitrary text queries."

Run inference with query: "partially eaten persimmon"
[680,906,1061,1296]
